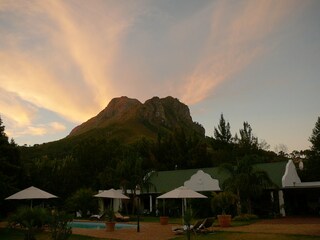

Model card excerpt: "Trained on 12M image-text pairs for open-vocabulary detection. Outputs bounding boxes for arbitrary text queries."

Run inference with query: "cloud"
[0,0,139,124]
[0,0,313,146]
[0,88,37,126]
[178,0,305,105]
[40,1,131,104]
[5,121,67,139]
[49,122,66,132]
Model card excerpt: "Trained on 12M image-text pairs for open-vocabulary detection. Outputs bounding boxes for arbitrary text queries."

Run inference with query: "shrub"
[65,188,97,218]
[8,206,50,240]
[49,210,72,240]
[211,191,237,215]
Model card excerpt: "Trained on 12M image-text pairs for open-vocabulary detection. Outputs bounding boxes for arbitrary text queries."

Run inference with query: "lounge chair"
[172,219,205,235]
[195,217,215,233]
[89,213,105,221]
[115,212,130,222]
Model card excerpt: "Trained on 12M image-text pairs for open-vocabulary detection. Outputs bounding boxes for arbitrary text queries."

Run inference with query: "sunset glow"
[0,0,319,151]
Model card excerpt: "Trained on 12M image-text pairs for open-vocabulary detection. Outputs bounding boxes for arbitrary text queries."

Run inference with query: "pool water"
[69,221,136,230]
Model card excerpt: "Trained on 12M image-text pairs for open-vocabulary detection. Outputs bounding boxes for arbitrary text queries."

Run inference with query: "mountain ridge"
[68,96,205,142]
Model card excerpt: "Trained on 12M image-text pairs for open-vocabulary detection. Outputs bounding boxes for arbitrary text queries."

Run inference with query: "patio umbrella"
[157,186,207,199]
[5,186,58,208]
[94,188,129,212]
[94,188,129,199]
[157,186,207,217]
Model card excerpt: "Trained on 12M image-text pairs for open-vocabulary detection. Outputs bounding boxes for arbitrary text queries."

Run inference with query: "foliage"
[211,191,237,215]
[7,109,290,218]
[183,209,193,240]
[0,117,21,215]
[309,116,320,155]
[235,121,258,151]
[303,116,320,181]
[189,194,213,218]
[219,157,274,215]
[183,209,193,226]
[49,210,72,240]
[65,188,97,218]
[8,206,49,240]
[214,114,232,143]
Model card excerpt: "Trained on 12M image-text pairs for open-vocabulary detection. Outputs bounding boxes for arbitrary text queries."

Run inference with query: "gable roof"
[147,161,288,193]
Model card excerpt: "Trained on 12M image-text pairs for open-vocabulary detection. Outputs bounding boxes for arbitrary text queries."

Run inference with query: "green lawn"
[172,231,320,240]
[0,228,103,240]
[2,228,320,240]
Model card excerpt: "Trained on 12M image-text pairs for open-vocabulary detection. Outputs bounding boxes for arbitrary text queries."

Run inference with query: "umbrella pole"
[181,199,184,218]
[163,199,166,216]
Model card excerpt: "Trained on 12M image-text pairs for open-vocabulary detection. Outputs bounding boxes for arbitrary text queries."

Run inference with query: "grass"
[0,228,103,240]
[2,227,320,240]
[172,231,320,240]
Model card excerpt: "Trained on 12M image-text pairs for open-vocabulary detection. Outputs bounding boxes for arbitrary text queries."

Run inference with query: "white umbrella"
[157,186,207,199]
[94,188,129,199]
[94,188,129,213]
[5,186,58,207]
[157,186,207,217]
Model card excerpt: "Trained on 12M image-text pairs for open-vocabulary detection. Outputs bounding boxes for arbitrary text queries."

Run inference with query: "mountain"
[68,96,205,142]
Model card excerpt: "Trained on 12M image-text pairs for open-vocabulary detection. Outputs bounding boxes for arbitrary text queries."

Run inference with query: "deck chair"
[195,217,215,233]
[172,219,205,235]
[114,212,130,221]
[89,212,105,221]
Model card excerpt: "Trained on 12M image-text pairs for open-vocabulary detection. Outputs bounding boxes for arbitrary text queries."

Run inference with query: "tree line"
[1,115,319,216]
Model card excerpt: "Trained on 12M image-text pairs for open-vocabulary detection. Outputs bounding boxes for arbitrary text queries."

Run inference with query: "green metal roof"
[147,161,288,193]
[253,161,287,188]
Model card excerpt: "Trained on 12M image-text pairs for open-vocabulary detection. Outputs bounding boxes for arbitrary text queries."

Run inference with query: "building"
[141,160,320,217]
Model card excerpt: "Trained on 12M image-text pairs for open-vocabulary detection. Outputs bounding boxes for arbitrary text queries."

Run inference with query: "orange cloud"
[179,0,305,105]
[6,122,67,138]
[0,1,138,125]
[0,88,37,126]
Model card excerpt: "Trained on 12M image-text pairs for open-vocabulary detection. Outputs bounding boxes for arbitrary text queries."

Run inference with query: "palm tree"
[219,156,274,215]
[115,148,155,215]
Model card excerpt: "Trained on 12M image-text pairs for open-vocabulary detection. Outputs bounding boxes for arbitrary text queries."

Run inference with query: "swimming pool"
[69,221,136,230]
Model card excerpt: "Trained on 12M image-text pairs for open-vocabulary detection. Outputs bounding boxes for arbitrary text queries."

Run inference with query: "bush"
[65,188,97,218]
[211,191,237,215]
[49,210,72,240]
[8,206,50,240]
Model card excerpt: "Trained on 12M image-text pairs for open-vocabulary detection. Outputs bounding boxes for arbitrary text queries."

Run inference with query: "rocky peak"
[97,96,142,121]
[68,96,205,138]
[141,96,192,127]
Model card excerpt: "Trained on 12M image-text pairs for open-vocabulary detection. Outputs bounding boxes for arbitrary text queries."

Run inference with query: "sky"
[0,0,319,152]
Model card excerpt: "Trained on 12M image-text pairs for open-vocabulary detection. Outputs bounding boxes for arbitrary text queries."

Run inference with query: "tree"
[274,144,288,157]
[219,157,274,215]
[214,114,232,143]
[303,117,320,181]
[309,116,320,155]
[0,117,21,211]
[65,188,98,218]
[237,122,258,149]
